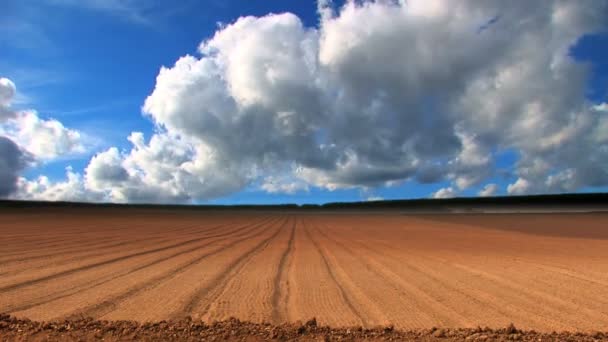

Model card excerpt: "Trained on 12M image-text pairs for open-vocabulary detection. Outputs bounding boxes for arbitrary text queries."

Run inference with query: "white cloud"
[507,178,531,196]
[366,196,384,202]
[593,103,608,112]
[84,147,129,192]
[11,0,608,202]
[0,137,32,197]
[95,0,608,201]
[261,174,309,194]
[81,132,248,203]
[431,187,457,199]
[5,111,85,159]
[45,0,155,24]
[16,167,104,202]
[448,131,492,190]
[478,183,499,197]
[0,77,86,198]
[1,78,85,160]
[0,78,14,99]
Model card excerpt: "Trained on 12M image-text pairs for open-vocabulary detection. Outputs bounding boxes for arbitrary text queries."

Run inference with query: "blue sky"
[1,0,607,204]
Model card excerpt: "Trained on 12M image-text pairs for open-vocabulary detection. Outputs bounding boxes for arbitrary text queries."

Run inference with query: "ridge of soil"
[1,314,606,341]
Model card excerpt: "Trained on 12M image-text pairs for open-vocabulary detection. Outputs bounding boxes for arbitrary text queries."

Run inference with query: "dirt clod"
[1,314,606,341]
[433,328,447,337]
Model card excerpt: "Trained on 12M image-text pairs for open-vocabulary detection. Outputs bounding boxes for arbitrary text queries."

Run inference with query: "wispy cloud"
[44,0,196,25]
[0,17,55,52]
[41,98,137,118]
[0,63,73,108]
[46,0,151,23]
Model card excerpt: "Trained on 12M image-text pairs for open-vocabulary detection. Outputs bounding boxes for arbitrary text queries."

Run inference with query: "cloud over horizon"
[6,0,608,203]
[1,77,85,198]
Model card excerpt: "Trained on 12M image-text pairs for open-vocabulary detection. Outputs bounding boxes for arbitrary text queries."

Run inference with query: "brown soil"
[1,209,608,336]
[1,314,606,341]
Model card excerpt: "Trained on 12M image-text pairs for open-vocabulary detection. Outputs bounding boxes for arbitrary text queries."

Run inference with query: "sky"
[1,0,607,205]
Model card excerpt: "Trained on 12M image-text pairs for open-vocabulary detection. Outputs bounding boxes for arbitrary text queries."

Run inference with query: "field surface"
[1,209,607,332]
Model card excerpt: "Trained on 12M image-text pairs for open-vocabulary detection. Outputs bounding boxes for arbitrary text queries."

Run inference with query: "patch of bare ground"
[2,209,608,334]
[1,314,607,341]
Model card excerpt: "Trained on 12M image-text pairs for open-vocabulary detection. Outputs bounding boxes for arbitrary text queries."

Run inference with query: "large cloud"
[5,110,85,159]
[431,187,457,199]
[0,77,86,198]
[0,77,85,160]
[16,167,104,202]
[82,132,247,203]
[17,0,608,202]
[1,78,28,197]
[0,137,31,197]
[478,183,499,197]
[139,0,606,198]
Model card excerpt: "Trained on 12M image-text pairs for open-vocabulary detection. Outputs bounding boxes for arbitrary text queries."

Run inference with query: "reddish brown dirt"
[1,209,607,339]
[1,314,607,341]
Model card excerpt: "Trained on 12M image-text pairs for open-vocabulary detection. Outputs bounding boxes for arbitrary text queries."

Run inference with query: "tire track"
[64,217,279,319]
[5,217,275,314]
[270,217,296,324]
[0,218,273,293]
[180,217,288,318]
[302,221,367,327]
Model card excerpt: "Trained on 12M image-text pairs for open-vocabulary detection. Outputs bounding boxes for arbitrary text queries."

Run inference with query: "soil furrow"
[4,217,275,314]
[181,217,287,317]
[67,217,278,319]
[0,221,240,277]
[331,220,585,330]
[311,222,470,327]
[0,220,267,293]
[270,217,296,324]
[2,211,608,331]
[302,221,367,326]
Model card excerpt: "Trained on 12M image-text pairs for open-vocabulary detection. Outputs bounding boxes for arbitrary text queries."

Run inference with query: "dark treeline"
[322,192,608,210]
[0,193,607,211]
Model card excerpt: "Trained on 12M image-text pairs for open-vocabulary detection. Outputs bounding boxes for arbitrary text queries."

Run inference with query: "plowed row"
[1,209,607,332]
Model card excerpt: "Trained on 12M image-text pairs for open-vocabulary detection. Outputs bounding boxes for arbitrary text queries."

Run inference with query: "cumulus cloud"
[139,0,607,201]
[478,183,499,197]
[431,187,457,199]
[16,167,104,202]
[0,137,31,197]
[261,174,309,194]
[594,103,608,112]
[14,0,608,202]
[0,77,85,160]
[1,78,29,197]
[507,178,532,196]
[0,77,86,198]
[81,132,248,203]
[4,111,85,159]
[448,131,492,190]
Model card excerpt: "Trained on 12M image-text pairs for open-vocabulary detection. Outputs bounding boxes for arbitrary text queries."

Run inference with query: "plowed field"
[1,209,607,333]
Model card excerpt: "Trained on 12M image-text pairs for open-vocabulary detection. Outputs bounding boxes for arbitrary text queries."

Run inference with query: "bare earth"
[1,209,607,340]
